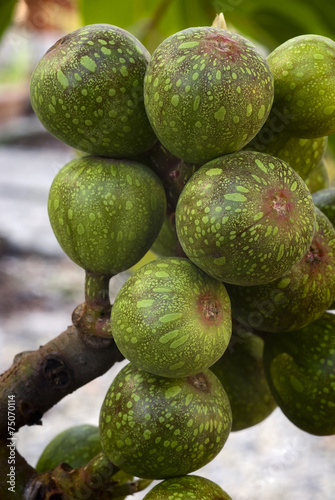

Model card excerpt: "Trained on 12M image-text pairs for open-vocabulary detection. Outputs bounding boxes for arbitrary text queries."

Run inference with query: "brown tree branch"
[0,304,123,436]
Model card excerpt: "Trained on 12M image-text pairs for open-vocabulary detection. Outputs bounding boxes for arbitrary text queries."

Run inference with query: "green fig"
[246,124,327,179]
[267,34,335,138]
[313,188,335,227]
[263,312,335,435]
[35,424,132,499]
[143,475,232,500]
[111,257,232,378]
[48,156,166,275]
[144,26,273,164]
[99,363,232,479]
[226,208,335,332]
[305,159,329,193]
[175,151,315,285]
[211,323,276,431]
[35,424,102,472]
[30,24,157,157]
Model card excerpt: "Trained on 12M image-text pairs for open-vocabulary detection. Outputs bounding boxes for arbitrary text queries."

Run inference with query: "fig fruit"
[175,151,316,285]
[48,156,166,275]
[35,424,102,472]
[30,24,157,157]
[144,26,274,164]
[267,34,335,138]
[313,187,335,227]
[111,257,232,378]
[143,475,232,500]
[263,312,335,435]
[211,323,276,431]
[99,362,232,479]
[226,208,335,332]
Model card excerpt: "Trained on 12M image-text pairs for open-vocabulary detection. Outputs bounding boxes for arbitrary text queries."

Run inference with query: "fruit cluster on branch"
[1,14,335,500]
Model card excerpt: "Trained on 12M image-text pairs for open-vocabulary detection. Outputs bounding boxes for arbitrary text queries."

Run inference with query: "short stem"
[85,271,112,310]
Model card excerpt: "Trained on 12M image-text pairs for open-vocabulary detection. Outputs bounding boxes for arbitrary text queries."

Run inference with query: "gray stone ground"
[0,140,334,500]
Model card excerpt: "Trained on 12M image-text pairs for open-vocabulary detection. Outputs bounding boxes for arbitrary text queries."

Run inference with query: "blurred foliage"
[0,0,17,40]
[79,0,217,52]
[216,0,335,50]
[78,0,335,52]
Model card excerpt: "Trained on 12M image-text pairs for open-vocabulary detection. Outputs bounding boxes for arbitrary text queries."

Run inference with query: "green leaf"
[0,0,17,41]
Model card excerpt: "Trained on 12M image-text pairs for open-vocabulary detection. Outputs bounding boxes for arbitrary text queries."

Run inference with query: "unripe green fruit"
[35,424,102,472]
[227,208,335,332]
[211,324,276,431]
[144,26,274,164]
[99,363,232,479]
[305,159,329,193]
[30,24,157,157]
[263,312,335,435]
[143,475,232,500]
[111,257,232,378]
[246,125,327,180]
[267,34,335,138]
[176,151,316,285]
[48,156,166,274]
[313,188,335,227]
[35,424,132,499]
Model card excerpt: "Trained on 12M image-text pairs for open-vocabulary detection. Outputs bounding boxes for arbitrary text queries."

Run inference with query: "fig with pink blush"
[176,151,316,285]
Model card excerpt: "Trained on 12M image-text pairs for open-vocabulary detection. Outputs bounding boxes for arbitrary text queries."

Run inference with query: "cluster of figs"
[30,15,335,499]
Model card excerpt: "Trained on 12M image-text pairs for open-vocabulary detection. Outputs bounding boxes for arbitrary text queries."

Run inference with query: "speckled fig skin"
[48,156,166,275]
[99,363,232,479]
[267,34,335,138]
[313,188,335,227]
[246,125,327,179]
[211,323,276,431]
[305,159,329,193]
[30,24,157,157]
[263,312,335,435]
[226,208,335,332]
[175,151,316,286]
[143,475,232,500]
[144,26,274,164]
[111,257,232,378]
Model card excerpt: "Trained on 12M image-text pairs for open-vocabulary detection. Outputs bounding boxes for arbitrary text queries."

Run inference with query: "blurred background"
[0,1,334,499]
